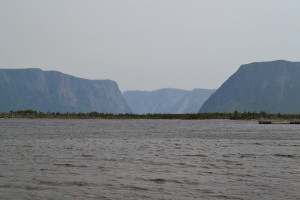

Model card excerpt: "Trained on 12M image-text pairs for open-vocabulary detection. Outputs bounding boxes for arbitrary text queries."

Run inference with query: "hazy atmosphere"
[1,0,299,91]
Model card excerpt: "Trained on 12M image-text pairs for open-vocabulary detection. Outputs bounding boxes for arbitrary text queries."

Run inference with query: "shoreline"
[1,110,300,120]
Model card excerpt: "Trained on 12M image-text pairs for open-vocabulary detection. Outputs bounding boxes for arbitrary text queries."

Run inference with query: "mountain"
[199,60,300,114]
[0,68,131,113]
[123,88,216,114]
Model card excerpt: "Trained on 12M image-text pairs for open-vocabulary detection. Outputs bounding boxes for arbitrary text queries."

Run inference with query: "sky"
[0,0,300,92]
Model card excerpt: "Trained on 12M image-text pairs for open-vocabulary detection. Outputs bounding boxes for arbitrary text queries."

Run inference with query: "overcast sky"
[1,0,299,91]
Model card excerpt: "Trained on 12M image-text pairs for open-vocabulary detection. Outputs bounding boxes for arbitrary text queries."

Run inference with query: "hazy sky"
[1,0,299,91]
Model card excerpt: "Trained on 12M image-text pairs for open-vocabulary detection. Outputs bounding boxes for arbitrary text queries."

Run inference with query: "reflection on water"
[0,119,299,200]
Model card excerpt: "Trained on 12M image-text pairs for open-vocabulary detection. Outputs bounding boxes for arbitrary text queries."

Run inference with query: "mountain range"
[123,88,216,114]
[200,60,300,114]
[1,60,300,115]
[0,68,131,113]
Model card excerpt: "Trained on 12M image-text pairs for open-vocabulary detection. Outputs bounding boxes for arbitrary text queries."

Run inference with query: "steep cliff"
[199,60,300,114]
[123,88,215,114]
[0,68,131,113]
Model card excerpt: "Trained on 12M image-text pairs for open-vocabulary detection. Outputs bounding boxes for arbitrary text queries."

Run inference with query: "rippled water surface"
[0,119,299,200]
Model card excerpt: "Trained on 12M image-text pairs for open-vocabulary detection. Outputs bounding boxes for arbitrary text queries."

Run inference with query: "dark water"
[0,119,299,200]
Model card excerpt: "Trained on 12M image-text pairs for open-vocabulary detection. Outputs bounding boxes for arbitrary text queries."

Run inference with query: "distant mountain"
[123,88,216,114]
[0,68,131,113]
[199,60,300,114]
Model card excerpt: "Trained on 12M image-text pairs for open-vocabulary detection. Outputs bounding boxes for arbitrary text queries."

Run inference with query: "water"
[0,119,299,200]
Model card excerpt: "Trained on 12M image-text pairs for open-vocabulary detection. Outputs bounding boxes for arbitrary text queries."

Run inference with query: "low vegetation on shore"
[1,110,300,120]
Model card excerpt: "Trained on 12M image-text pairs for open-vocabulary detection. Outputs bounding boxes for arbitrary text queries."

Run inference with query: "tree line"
[0,110,299,120]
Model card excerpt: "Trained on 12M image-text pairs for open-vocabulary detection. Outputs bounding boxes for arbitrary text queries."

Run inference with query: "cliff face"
[199,60,300,114]
[123,88,215,114]
[0,68,131,113]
